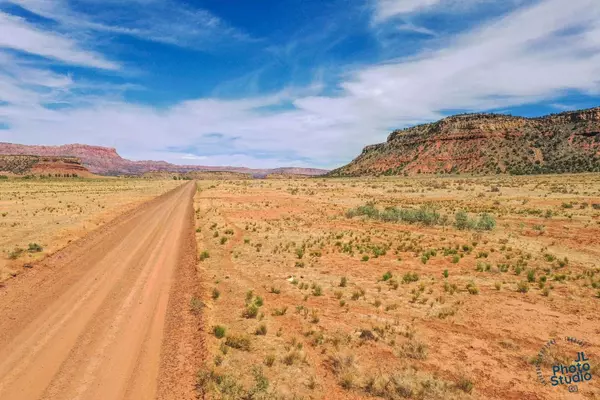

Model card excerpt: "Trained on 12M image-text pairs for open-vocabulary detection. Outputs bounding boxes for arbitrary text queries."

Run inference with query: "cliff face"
[0,144,127,175]
[0,155,92,176]
[0,143,329,177]
[329,107,600,176]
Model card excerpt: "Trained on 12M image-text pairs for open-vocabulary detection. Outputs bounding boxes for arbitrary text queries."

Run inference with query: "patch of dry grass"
[0,178,181,281]
[194,174,600,399]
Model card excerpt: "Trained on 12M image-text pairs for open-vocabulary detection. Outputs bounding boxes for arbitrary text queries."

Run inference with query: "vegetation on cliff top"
[330,107,600,177]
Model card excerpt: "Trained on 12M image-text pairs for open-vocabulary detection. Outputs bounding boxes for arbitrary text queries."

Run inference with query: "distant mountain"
[0,143,329,177]
[329,107,600,176]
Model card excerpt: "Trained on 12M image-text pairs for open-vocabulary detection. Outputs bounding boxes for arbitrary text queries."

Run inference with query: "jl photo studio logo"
[535,337,595,393]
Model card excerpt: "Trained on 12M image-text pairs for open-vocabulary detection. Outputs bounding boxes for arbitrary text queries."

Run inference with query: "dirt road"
[0,182,202,400]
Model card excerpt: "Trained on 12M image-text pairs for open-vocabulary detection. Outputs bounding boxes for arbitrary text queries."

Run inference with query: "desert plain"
[0,174,599,400]
[193,174,600,400]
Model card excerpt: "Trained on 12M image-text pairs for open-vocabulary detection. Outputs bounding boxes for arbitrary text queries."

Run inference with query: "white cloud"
[374,0,442,21]
[333,0,600,120]
[1,0,600,169]
[394,21,437,36]
[0,51,74,107]
[0,12,118,69]
[6,0,254,50]
[372,0,530,22]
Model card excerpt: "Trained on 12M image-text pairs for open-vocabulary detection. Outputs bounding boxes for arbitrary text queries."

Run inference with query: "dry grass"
[191,174,600,399]
[0,178,181,281]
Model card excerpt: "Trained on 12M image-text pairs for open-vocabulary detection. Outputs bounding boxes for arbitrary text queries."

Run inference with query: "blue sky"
[0,0,599,168]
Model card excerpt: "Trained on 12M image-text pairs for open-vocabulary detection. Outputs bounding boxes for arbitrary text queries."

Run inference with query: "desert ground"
[0,178,181,282]
[0,181,200,400]
[1,174,599,400]
[193,174,600,400]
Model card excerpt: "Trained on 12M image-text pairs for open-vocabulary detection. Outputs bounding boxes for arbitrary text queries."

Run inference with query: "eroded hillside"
[330,107,600,176]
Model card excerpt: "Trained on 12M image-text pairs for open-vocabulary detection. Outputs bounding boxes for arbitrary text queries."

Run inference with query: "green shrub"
[557,258,568,268]
[455,211,496,231]
[477,213,496,230]
[454,211,474,230]
[28,243,43,253]
[213,325,226,339]
[345,203,379,219]
[243,303,259,318]
[347,204,441,226]
[402,272,419,284]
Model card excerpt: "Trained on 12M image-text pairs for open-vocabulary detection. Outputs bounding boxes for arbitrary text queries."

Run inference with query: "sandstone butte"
[330,106,600,176]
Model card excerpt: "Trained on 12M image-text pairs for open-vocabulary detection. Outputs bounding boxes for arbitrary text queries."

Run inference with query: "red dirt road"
[0,182,202,400]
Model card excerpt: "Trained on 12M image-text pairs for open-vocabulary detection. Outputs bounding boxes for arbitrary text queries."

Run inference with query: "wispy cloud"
[0,11,118,69]
[6,0,255,50]
[361,0,600,116]
[372,0,528,21]
[394,21,437,36]
[374,0,443,21]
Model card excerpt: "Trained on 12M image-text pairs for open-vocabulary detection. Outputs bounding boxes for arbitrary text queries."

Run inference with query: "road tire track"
[0,181,202,400]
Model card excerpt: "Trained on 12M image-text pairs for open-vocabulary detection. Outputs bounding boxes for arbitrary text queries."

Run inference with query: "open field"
[0,178,181,282]
[1,174,599,399]
[194,174,600,399]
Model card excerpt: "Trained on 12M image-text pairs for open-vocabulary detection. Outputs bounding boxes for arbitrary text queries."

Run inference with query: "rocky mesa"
[0,143,329,177]
[329,107,600,176]
[0,155,92,177]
